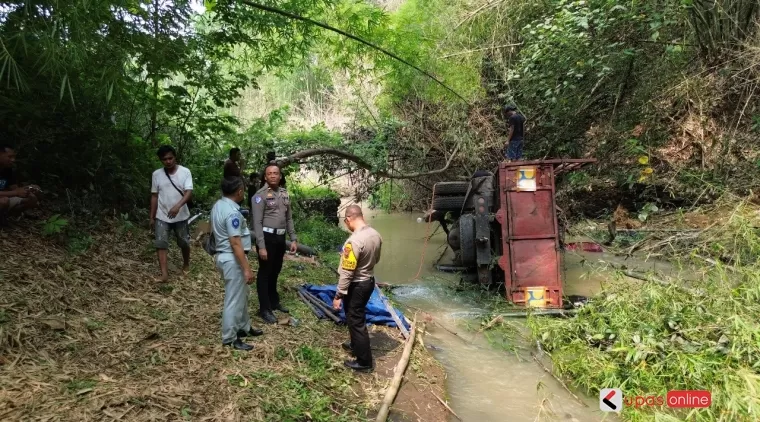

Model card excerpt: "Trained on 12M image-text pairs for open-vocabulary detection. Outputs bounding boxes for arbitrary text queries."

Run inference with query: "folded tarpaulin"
[300,284,412,331]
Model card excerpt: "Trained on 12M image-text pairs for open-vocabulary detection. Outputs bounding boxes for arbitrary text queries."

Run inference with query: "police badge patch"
[232,217,240,229]
[255,195,262,204]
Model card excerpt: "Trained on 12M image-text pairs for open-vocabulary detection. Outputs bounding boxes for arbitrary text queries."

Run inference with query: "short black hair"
[221,176,244,195]
[229,147,240,158]
[157,145,176,159]
[0,143,14,153]
[504,104,517,112]
[264,163,280,174]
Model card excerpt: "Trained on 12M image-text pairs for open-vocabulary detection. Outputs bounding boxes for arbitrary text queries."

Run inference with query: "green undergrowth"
[294,216,346,269]
[522,205,760,421]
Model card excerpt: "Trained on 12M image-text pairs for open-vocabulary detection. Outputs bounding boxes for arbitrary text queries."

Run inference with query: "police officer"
[251,163,298,324]
[332,205,383,372]
[211,177,263,351]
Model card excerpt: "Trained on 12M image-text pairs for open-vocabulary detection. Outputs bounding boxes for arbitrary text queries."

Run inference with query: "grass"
[511,199,760,421]
[295,215,347,268]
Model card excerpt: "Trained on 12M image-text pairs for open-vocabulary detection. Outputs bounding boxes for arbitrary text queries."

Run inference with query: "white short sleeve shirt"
[151,165,193,223]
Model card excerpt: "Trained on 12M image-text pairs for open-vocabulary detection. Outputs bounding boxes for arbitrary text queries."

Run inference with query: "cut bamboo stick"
[301,291,342,324]
[297,290,323,318]
[375,314,417,422]
[375,285,409,339]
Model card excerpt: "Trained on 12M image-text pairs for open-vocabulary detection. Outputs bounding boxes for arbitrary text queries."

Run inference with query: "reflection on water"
[350,205,614,422]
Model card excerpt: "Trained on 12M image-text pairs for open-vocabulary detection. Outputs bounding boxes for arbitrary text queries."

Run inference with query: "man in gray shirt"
[251,163,298,324]
[332,205,383,372]
[211,177,263,351]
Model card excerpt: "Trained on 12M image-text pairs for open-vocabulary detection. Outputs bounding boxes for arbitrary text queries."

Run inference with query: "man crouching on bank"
[332,205,383,372]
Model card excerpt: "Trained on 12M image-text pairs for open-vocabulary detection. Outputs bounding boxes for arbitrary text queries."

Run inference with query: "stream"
[351,207,616,422]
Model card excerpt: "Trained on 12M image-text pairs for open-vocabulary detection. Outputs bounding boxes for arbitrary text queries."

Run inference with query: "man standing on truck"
[502,104,525,162]
[332,205,383,372]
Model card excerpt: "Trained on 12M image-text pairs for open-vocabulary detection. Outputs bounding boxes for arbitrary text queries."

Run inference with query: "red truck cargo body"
[494,159,596,308]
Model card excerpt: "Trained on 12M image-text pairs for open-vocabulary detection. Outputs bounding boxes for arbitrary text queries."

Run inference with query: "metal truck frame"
[430,158,596,308]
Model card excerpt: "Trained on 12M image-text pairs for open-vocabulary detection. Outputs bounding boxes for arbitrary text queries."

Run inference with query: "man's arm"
[507,126,514,143]
[251,194,266,249]
[0,187,25,198]
[336,241,359,297]
[226,212,253,283]
[174,169,194,208]
[150,193,158,221]
[173,190,193,209]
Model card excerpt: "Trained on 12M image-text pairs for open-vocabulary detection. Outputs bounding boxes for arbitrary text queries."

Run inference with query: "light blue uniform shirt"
[211,197,252,262]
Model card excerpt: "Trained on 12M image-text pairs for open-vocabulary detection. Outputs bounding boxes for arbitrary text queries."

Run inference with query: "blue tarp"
[300,284,412,331]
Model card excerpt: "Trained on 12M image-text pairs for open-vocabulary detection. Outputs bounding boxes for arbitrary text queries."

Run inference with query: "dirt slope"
[0,219,446,421]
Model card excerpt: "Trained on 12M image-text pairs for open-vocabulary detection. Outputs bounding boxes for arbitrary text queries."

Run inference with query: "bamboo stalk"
[531,354,588,408]
[432,391,462,421]
[375,314,418,422]
[301,291,342,324]
[297,290,323,318]
[375,285,410,339]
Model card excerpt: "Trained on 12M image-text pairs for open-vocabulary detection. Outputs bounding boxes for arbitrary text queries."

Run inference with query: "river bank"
[482,198,760,421]
[0,218,447,421]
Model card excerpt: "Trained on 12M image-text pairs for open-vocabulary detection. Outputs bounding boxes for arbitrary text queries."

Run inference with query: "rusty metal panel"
[499,161,563,308]
[508,191,555,238]
[510,239,559,286]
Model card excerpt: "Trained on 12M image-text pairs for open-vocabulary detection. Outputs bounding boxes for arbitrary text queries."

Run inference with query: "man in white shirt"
[150,145,193,282]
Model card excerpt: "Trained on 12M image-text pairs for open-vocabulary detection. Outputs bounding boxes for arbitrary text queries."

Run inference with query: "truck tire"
[459,214,476,265]
[433,195,472,212]
[434,181,469,196]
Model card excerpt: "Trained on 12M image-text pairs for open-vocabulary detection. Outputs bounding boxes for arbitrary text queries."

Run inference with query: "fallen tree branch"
[376,314,418,422]
[275,144,461,180]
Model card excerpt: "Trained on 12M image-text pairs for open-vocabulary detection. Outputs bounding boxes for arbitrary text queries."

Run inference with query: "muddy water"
[351,208,613,422]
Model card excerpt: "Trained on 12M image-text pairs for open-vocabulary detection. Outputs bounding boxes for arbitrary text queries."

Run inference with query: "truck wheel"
[459,214,476,265]
[434,181,469,196]
[433,195,472,212]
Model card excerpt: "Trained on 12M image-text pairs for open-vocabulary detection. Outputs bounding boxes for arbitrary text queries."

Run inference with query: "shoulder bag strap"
[164,168,185,197]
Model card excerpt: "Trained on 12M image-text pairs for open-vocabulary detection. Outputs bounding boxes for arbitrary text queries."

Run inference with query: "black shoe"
[237,328,264,338]
[341,341,354,355]
[343,359,373,373]
[259,310,277,324]
[275,305,290,313]
[224,339,254,351]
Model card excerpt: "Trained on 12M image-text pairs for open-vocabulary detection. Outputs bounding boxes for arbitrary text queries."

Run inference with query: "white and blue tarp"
[299,284,411,331]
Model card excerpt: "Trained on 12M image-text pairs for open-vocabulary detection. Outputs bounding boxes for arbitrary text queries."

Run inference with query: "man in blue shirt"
[210,177,263,351]
[502,105,526,162]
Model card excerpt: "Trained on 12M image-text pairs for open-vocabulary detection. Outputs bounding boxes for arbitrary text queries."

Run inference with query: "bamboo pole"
[297,290,323,318]
[375,314,418,422]
[301,291,342,324]
[374,285,409,339]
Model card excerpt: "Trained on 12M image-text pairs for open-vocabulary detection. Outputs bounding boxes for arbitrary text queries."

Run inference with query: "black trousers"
[346,278,376,366]
[256,232,286,312]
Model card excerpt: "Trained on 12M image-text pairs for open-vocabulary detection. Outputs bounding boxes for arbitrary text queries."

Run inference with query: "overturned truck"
[429,159,596,308]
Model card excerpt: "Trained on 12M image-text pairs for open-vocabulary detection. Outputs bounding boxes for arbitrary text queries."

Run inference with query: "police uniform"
[336,225,383,367]
[211,196,254,344]
[251,185,297,320]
